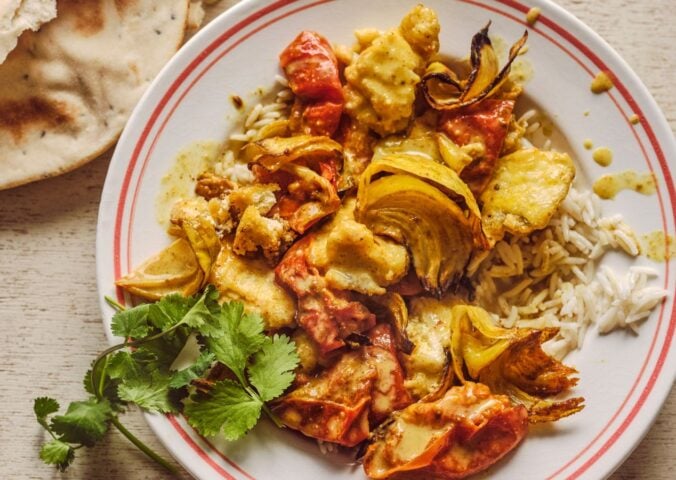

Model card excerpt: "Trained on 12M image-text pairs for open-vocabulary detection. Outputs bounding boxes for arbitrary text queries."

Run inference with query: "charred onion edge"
[421,26,528,111]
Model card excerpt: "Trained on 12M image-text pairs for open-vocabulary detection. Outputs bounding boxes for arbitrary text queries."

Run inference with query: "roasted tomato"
[273,325,411,447]
[280,31,344,137]
[275,235,375,353]
[362,382,528,480]
[438,99,514,196]
[274,350,375,446]
[365,324,413,422]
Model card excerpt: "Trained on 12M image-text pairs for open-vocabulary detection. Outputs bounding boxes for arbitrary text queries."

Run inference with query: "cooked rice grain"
[471,186,668,359]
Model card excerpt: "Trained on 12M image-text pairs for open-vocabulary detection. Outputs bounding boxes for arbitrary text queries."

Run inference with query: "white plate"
[96,1,676,479]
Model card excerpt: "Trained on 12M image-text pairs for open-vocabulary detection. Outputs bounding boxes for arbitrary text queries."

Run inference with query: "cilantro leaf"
[181,285,220,330]
[111,303,150,339]
[135,327,190,374]
[118,372,176,413]
[248,335,300,402]
[50,399,112,447]
[169,351,216,389]
[184,379,262,440]
[83,368,125,411]
[40,439,75,471]
[107,351,142,381]
[148,294,196,331]
[148,286,219,332]
[34,397,60,427]
[206,303,265,383]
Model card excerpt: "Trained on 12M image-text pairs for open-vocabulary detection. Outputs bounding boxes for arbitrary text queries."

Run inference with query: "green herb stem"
[104,296,126,312]
[90,323,185,394]
[110,416,177,475]
[244,386,283,429]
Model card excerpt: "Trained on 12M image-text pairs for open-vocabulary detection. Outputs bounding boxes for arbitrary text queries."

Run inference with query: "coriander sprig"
[35,285,300,473]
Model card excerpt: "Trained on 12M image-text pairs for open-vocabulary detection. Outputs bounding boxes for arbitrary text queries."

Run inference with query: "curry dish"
[116,5,585,479]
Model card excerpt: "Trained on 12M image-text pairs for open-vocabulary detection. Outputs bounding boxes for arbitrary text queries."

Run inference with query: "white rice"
[213,78,293,182]
[470,185,668,360]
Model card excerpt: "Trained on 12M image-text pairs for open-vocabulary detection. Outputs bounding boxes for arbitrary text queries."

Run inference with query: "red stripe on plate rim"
[108,0,676,479]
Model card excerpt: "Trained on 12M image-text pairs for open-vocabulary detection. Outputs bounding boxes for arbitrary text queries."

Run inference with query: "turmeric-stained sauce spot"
[593,170,656,199]
[0,97,72,141]
[526,7,541,25]
[639,231,675,262]
[590,71,614,94]
[592,146,612,167]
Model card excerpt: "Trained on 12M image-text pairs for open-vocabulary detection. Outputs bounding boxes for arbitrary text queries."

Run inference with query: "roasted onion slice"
[242,135,342,172]
[421,24,527,111]
[244,135,343,233]
[357,154,485,246]
[357,174,476,295]
[450,305,585,422]
[115,238,203,300]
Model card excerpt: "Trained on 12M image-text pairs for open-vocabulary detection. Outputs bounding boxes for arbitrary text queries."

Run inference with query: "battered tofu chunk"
[481,148,575,244]
[232,206,290,260]
[210,244,296,330]
[343,5,439,136]
[307,197,409,295]
[403,296,459,399]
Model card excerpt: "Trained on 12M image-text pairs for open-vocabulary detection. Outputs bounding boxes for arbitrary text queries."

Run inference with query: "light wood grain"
[0,0,673,479]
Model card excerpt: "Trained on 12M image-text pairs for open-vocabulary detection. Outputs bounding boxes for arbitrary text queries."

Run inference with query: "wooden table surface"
[0,1,673,478]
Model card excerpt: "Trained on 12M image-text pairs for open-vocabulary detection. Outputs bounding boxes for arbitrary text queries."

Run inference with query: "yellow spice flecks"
[155,140,221,226]
[591,71,614,94]
[592,146,613,167]
[593,170,656,199]
[510,58,534,84]
[640,231,675,262]
[526,7,541,25]
[584,110,590,117]
[583,139,593,150]
[629,114,640,125]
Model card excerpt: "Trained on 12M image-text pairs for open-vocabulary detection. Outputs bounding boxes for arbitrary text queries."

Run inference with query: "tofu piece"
[210,245,296,330]
[343,5,439,136]
[481,148,575,244]
[232,205,288,260]
[403,296,459,399]
[307,197,408,295]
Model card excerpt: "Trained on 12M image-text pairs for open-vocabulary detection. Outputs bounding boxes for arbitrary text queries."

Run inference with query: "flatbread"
[0,0,57,63]
[0,0,191,190]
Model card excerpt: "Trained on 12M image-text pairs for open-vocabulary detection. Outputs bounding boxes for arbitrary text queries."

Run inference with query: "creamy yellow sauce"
[490,35,507,61]
[629,114,640,125]
[526,7,541,25]
[510,58,533,84]
[583,139,593,150]
[592,146,613,167]
[640,231,675,262]
[593,170,656,199]
[155,140,221,226]
[591,71,614,94]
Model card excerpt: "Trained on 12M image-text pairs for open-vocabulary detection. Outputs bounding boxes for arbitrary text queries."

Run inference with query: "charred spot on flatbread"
[0,97,72,141]
[61,0,105,35]
[114,0,138,14]
[0,0,192,190]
